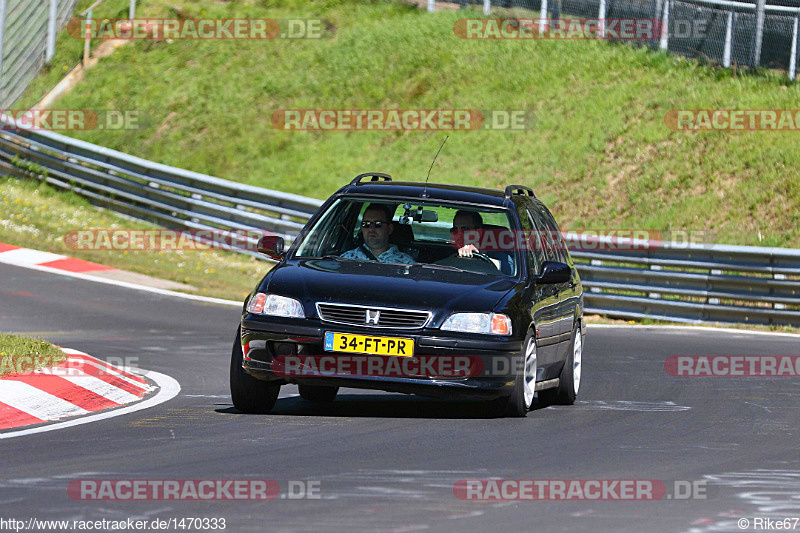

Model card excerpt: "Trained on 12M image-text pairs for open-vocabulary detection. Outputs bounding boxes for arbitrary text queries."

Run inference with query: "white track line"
[1,261,240,307]
[0,371,181,439]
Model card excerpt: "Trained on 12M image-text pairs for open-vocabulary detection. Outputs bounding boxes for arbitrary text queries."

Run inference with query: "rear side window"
[531,203,568,263]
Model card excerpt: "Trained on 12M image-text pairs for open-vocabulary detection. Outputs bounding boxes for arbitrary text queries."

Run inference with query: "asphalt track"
[1,262,799,533]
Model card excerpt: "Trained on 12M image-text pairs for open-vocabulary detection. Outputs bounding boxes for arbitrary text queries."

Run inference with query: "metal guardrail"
[565,237,800,325]
[0,114,322,254]
[0,116,797,326]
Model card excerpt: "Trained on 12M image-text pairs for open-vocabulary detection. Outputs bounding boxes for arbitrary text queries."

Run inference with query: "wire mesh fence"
[0,0,80,108]
[433,0,800,77]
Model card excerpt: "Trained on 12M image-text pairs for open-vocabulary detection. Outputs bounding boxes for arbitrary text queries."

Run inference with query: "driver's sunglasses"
[361,220,386,229]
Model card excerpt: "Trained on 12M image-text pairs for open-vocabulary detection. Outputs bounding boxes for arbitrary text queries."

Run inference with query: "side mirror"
[257,236,285,261]
[537,261,571,284]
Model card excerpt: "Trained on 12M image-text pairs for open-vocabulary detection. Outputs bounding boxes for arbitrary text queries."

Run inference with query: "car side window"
[526,205,556,265]
[532,203,566,263]
[516,203,541,275]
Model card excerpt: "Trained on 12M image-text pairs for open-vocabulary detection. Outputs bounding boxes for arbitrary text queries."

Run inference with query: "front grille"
[316,303,431,329]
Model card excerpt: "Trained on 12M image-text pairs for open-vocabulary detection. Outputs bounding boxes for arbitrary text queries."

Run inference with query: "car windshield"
[292,198,519,277]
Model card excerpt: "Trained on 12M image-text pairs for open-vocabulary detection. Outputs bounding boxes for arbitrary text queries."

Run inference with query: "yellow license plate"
[324,332,413,357]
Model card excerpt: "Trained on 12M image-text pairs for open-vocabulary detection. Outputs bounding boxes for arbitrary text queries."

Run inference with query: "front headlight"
[247,293,304,318]
[441,312,512,335]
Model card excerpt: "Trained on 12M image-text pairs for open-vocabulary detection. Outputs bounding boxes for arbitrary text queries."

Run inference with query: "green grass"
[0,177,269,301]
[0,334,66,377]
[13,0,800,248]
[15,0,799,248]
[18,0,135,108]
[5,0,800,310]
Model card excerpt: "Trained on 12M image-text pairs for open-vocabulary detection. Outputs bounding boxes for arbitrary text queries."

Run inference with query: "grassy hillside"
[14,0,800,248]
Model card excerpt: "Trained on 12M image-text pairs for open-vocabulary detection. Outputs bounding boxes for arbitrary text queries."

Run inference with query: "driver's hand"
[458,244,479,258]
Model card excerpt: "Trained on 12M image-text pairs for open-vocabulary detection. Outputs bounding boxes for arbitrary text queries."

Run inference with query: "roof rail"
[504,185,535,199]
[350,172,392,186]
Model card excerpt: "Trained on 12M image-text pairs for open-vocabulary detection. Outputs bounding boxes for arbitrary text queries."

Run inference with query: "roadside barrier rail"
[1,117,797,326]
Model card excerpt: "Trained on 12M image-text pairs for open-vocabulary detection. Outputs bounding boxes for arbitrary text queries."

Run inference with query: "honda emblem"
[366,309,380,325]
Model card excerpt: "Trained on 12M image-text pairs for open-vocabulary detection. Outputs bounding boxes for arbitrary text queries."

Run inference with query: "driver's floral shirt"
[341,244,415,264]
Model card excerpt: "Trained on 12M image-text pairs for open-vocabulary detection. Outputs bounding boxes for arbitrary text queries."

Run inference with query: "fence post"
[540,0,549,35]
[659,0,669,50]
[428,0,435,13]
[83,10,92,64]
[752,0,766,66]
[789,15,799,79]
[723,10,733,67]
[130,0,136,20]
[47,0,57,61]
[598,0,606,38]
[0,0,6,106]
[484,0,491,16]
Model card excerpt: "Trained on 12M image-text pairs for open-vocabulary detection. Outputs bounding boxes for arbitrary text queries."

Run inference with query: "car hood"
[263,259,518,317]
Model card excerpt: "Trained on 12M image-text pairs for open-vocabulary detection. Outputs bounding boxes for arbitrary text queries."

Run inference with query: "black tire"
[487,331,537,418]
[298,384,339,403]
[230,328,280,413]
[539,322,582,406]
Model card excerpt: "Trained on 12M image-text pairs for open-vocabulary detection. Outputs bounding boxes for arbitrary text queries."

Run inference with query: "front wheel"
[539,322,582,405]
[488,332,537,417]
[230,328,280,413]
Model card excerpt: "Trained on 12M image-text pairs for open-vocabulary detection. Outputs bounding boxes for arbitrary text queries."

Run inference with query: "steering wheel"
[459,251,495,266]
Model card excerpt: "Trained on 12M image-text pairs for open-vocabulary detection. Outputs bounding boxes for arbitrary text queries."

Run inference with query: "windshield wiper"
[417,263,467,273]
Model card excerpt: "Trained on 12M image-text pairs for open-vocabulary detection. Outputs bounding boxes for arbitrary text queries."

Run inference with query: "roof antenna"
[423,135,448,198]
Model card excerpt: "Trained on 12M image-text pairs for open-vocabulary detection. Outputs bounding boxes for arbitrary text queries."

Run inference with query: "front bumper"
[240,317,523,400]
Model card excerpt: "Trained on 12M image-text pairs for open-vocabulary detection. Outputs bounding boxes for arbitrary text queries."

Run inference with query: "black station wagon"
[231,174,584,417]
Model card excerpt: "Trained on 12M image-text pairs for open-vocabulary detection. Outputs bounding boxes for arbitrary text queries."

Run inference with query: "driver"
[341,204,415,264]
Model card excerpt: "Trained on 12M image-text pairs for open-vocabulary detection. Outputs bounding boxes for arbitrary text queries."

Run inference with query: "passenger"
[451,210,514,274]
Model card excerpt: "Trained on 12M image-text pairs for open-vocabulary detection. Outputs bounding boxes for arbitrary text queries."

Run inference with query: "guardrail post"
[540,0,549,35]
[752,0,766,66]
[47,0,57,61]
[484,0,491,16]
[790,15,799,79]
[428,0,435,13]
[83,10,92,64]
[723,11,733,67]
[598,0,606,38]
[0,0,7,106]
[659,0,670,50]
